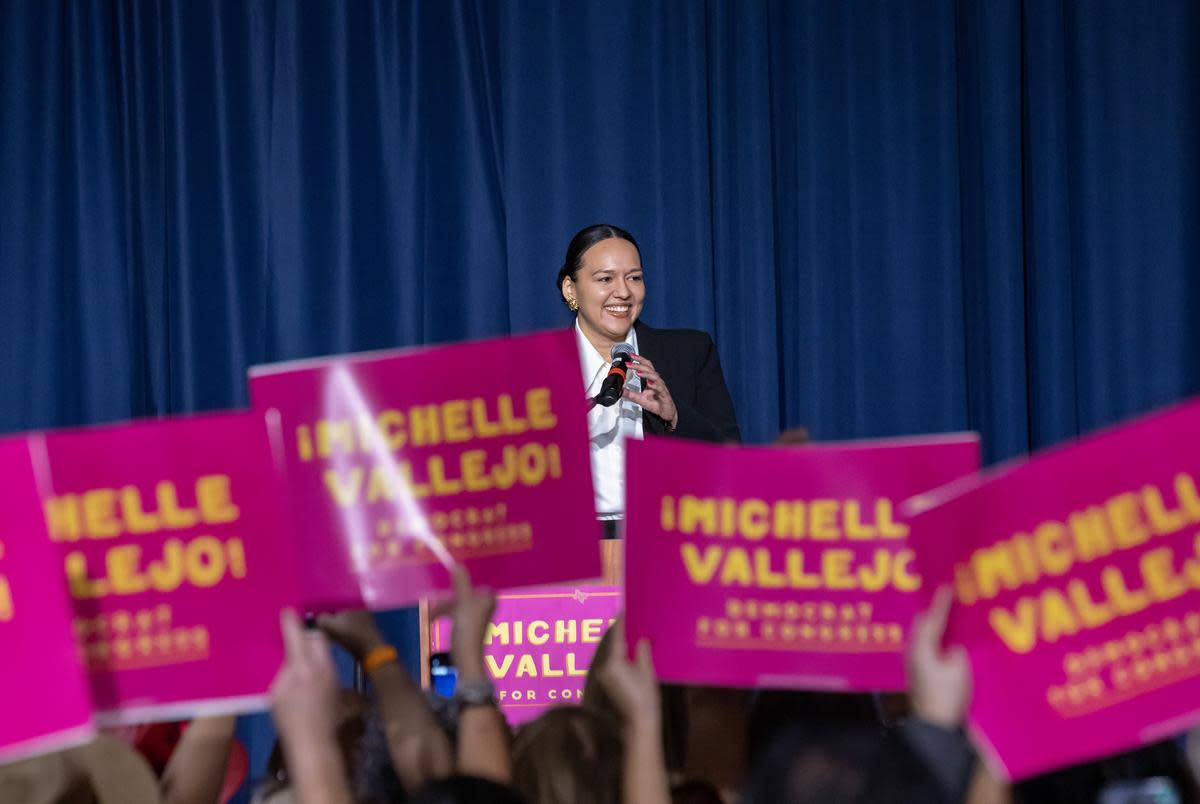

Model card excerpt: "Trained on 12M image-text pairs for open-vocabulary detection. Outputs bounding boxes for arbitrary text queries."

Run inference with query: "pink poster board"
[249,329,599,611]
[625,434,979,691]
[431,585,621,726]
[38,413,298,725]
[909,398,1200,779]
[0,438,95,763]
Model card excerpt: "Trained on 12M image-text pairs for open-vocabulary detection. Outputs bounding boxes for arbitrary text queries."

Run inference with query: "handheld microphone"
[593,342,635,407]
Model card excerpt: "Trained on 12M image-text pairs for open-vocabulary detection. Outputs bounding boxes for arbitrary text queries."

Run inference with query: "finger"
[280,608,305,661]
[302,628,331,667]
[634,638,655,674]
[626,386,674,421]
[918,585,954,646]
[428,595,455,622]
[627,377,672,404]
[629,358,658,372]
[928,585,954,636]
[623,388,656,409]
[474,590,498,625]
[606,617,629,663]
[631,355,656,372]
[313,612,336,637]
[451,564,473,602]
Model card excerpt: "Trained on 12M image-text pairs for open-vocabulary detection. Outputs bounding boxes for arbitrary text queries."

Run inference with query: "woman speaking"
[556,224,740,530]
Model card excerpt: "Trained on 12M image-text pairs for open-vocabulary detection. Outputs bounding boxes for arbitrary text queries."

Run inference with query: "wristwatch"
[453,678,496,708]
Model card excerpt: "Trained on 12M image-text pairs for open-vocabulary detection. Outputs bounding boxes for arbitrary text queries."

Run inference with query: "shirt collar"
[574,320,637,389]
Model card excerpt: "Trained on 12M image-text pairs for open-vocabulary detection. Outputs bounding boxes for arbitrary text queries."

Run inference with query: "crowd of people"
[6,567,1200,803]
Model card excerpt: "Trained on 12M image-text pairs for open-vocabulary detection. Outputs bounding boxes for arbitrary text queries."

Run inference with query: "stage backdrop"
[2,1,1199,799]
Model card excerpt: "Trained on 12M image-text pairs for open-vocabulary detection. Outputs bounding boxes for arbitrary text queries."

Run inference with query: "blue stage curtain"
[3,1,1199,799]
[3,1,1198,457]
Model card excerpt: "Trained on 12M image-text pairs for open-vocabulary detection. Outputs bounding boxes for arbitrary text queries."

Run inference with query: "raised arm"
[317,609,452,792]
[270,609,353,804]
[597,618,672,804]
[443,565,512,784]
[904,586,977,803]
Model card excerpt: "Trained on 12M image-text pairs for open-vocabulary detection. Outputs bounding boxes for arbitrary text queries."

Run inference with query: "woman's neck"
[577,319,628,361]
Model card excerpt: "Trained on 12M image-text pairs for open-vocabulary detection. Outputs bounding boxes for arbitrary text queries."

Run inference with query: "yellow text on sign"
[44,476,239,542]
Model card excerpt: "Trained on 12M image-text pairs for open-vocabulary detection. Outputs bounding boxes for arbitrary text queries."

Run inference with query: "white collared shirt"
[575,321,643,517]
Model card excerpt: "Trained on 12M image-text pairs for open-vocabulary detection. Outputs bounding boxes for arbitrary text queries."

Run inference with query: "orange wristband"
[362,645,398,674]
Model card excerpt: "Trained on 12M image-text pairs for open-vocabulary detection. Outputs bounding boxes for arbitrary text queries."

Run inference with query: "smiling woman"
[560,232,647,352]
[556,224,741,527]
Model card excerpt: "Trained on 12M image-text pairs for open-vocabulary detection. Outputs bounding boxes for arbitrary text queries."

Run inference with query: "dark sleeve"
[668,333,741,443]
[897,718,976,804]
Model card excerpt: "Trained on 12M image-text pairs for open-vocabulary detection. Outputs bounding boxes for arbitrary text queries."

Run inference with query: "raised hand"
[624,354,678,430]
[596,618,661,727]
[316,609,386,661]
[907,586,971,728]
[431,565,496,681]
[269,609,352,804]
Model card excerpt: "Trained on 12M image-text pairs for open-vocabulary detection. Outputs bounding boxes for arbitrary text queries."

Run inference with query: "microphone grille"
[611,342,635,360]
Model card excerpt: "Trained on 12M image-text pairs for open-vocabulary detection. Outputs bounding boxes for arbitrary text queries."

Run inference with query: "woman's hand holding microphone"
[624,354,678,431]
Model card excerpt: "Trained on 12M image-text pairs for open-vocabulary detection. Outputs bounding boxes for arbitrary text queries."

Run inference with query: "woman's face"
[563,237,645,348]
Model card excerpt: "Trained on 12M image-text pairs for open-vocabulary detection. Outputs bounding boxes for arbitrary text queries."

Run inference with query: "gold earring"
[567,297,579,312]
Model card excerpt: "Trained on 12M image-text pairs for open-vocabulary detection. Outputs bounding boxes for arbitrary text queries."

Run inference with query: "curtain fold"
[4,1,1199,453]
[4,3,1200,799]
[4,0,1200,446]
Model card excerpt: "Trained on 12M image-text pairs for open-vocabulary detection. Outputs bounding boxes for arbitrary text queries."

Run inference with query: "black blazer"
[633,321,741,443]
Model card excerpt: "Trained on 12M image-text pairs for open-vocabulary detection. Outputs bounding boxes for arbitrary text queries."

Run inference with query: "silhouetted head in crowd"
[1012,739,1200,804]
[671,780,725,804]
[740,718,951,804]
[408,775,527,804]
[741,691,950,804]
[353,709,408,804]
[745,690,883,762]
[741,722,879,804]
[512,705,623,804]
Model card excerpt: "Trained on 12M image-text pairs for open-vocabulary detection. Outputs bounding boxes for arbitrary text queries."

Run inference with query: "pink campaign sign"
[249,329,599,611]
[0,438,94,763]
[625,434,979,691]
[37,413,298,725]
[432,585,621,725]
[908,398,1200,780]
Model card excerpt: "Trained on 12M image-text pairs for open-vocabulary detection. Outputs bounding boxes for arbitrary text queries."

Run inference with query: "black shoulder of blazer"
[632,320,741,443]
